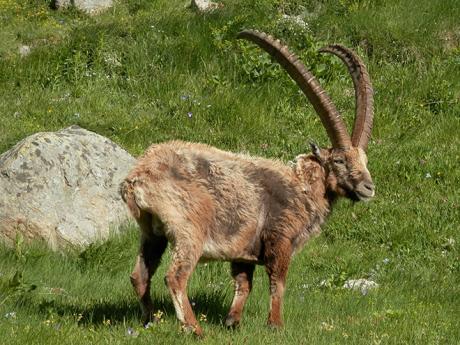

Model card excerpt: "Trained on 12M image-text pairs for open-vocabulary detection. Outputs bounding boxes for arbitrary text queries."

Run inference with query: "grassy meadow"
[0,0,459,344]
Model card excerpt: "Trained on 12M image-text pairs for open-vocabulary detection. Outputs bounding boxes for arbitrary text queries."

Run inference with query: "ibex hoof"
[225,315,240,328]
[181,324,203,337]
[267,320,283,330]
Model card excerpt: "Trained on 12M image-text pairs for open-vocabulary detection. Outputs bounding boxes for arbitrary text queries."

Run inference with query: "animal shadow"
[36,291,230,326]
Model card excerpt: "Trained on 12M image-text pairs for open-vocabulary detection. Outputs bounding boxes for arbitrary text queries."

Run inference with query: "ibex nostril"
[364,183,374,191]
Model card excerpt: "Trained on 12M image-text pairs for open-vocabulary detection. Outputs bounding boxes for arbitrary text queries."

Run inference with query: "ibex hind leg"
[225,262,255,328]
[165,235,204,337]
[130,211,168,325]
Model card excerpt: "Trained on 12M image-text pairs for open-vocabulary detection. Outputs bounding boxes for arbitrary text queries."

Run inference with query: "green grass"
[1,0,459,344]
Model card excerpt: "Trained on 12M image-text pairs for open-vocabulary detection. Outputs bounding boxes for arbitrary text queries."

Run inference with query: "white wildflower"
[5,312,16,319]
[126,327,139,337]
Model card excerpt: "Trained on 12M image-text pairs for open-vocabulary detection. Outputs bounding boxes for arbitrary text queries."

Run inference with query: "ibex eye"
[334,159,345,165]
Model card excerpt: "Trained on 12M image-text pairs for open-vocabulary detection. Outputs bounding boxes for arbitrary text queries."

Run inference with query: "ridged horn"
[319,45,374,150]
[237,30,352,149]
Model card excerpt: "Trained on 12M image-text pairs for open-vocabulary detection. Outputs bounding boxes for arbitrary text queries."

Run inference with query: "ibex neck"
[292,154,332,214]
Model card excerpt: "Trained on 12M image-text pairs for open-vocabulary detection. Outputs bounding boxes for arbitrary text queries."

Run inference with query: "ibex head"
[238,30,375,202]
[310,144,374,201]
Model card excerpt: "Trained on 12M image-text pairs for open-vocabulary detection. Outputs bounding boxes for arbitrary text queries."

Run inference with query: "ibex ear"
[310,142,326,165]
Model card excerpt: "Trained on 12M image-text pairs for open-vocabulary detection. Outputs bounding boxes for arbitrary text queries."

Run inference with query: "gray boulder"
[0,126,135,250]
[54,0,113,15]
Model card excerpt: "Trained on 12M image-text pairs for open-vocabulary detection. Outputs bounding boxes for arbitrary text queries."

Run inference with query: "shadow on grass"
[36,291,230,327]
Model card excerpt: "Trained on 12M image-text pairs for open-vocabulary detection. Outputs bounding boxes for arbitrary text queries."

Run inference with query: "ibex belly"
[201,204,266,263]
[201,239,260,262]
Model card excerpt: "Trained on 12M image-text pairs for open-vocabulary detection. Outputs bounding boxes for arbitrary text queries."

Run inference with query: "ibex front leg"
[225,262,255,327]
[265,240,291,328]
[165,239,203,336]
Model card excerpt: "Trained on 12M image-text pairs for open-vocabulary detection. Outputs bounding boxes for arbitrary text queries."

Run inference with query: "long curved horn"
[319,45,373,150]
[237,30,352,149]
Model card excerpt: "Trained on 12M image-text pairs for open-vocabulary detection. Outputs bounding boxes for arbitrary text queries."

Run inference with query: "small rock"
[19,45,31,57]
[343,279,379,295]
[54,0,113,15]
[191,0,222,12]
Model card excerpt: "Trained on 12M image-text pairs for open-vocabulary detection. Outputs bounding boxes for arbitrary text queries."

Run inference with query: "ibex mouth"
[355,182,375,201]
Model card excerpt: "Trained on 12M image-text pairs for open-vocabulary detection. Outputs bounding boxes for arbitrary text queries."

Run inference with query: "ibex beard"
[120,30,375,336]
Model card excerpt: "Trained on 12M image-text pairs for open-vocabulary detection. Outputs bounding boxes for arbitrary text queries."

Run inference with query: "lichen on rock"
[0,126,136,250]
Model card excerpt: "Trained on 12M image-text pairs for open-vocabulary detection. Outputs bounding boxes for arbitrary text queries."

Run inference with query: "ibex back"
[121,30,375,336]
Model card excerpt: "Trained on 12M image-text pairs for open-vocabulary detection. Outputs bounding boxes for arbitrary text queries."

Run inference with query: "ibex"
[120,30,375,336]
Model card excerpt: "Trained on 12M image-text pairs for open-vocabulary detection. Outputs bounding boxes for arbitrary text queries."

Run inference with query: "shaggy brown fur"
[120,141,374,335]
